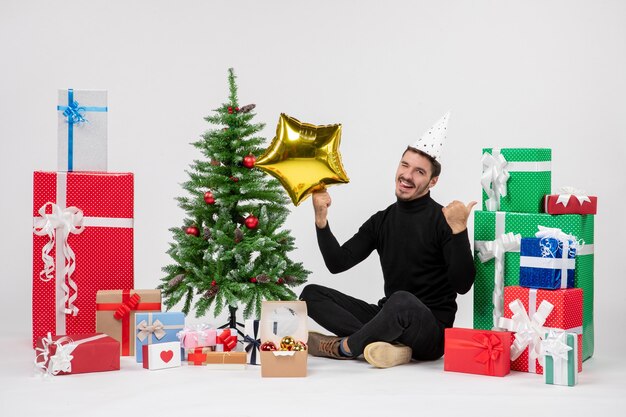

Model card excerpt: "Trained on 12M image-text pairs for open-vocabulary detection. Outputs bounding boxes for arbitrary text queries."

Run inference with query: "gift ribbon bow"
[541,330,572,363]
[475,232,521,330]
[136,319,166,342]
[33,202,85,316]
[472,333,504,374]
[481,149,510,211]
[244,320,261,365]
[34,333,107,376]
[61,98,87,125]
[217,329,238,352]
[35,333,77,376]
[556,186,591,207]
[535,226,583,257]
[113,293,141,320]
[498,298,553,370]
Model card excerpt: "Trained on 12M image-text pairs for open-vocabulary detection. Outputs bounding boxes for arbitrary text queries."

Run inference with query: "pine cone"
[256,274,270,284]
[234,228,244,243]
[283,275,297,284]
[203,227,212,240]
[168,273,185,288]
[203,286,219,299]
[240,104,256,113]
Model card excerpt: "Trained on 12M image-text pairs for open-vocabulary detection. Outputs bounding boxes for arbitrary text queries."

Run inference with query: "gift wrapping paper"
[142,341,181,370]
[473,210,594,360]
[32,171,134,347]
[501,286,583,374]
[544,194,597,215]
[135,312,185,362]
[57,89,108,172]
[519,237,576,289]
[443,328,512,377]
[35,333,119,376]
[244,319,262,365]
[481,148,552,213]
[543,331,578,386]
[96,289,161,356]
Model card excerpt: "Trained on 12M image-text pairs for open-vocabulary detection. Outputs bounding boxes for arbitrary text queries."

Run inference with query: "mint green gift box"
[472,210,594,360]
[482,148,551,213]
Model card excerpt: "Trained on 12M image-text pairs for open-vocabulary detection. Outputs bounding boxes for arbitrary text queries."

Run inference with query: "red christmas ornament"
[261,341,277,351]
[244,215,259,229]
[228,106,233,114]
[204,191,215,204]
[277,278,285,285]
[242,154,256,169]
[235,107,239,112]
[249,277,257,284]
[211,280,217,287]
[230,176,239,182]
[185,226,200,237]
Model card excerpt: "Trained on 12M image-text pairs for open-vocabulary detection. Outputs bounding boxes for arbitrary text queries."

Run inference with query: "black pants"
[300,284,445,360]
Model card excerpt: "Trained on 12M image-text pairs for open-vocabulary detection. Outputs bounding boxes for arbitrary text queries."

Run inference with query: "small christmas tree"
[159,68,310,321]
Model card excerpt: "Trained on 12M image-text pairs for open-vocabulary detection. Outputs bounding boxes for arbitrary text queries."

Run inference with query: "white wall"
[1,0,624,355]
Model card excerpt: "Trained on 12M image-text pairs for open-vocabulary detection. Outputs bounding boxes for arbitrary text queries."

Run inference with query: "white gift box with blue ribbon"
[57,89,108,172]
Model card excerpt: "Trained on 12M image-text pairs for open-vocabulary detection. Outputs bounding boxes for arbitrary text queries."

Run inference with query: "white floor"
[2,332,625,417]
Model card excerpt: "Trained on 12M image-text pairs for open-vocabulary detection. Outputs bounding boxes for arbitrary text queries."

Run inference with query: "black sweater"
[316,192,475,328]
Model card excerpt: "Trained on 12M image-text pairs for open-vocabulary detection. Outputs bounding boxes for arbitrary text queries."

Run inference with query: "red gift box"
[444,328,512,377]
[35,333,120,376]
[543,192,597,215]
[32,171,134,347]
[501,286,583,374]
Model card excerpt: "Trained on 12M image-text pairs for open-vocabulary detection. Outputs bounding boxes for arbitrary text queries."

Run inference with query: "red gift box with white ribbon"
[499,286,583,374]
[35,333,120,376]
[543,187,597,215]
[32,171,134,347]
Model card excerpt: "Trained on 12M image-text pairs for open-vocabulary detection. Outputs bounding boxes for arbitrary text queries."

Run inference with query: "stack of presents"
[32,89,307,377]
[444,148,597,387]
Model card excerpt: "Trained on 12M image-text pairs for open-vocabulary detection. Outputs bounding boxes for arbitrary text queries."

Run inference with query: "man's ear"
[429,176,439,188]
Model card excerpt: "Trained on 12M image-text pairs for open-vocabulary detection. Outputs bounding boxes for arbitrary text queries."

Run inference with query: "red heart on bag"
[160,350,174,363]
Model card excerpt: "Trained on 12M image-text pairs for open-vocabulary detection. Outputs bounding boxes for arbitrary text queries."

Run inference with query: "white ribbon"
[481,149,510,211]
[34,333,107,376]
[33,202,85,316]
[556,186,592,208]
[475,230,521,330]
[498,297,554,373]
[136,319,166,342]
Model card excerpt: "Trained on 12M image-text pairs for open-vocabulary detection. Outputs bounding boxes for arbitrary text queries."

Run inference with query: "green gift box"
[481,148,552,213]
[472,210,594,360]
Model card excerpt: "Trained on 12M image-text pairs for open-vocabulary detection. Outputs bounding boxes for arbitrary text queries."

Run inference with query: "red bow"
[113,293,141,320]
[217,329,237,352]
[471,333,504,375]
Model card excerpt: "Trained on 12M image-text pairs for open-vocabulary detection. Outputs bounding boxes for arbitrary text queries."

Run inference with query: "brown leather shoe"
[307,332,351,359]
[364,342,412,368]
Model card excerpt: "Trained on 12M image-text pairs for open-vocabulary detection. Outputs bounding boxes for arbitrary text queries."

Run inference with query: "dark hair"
[403,146,442,178]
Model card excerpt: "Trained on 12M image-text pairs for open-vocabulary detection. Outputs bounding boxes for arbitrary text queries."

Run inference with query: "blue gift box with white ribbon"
[57,89,108,172]
[135,312,185,362]
[519,237,576,289]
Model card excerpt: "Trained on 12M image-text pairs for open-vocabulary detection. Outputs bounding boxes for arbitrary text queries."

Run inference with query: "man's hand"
[312,190,332,228]
[442,200,477,234]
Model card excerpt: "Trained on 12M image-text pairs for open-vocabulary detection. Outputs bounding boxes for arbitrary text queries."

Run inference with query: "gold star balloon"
[256,113,350,206]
